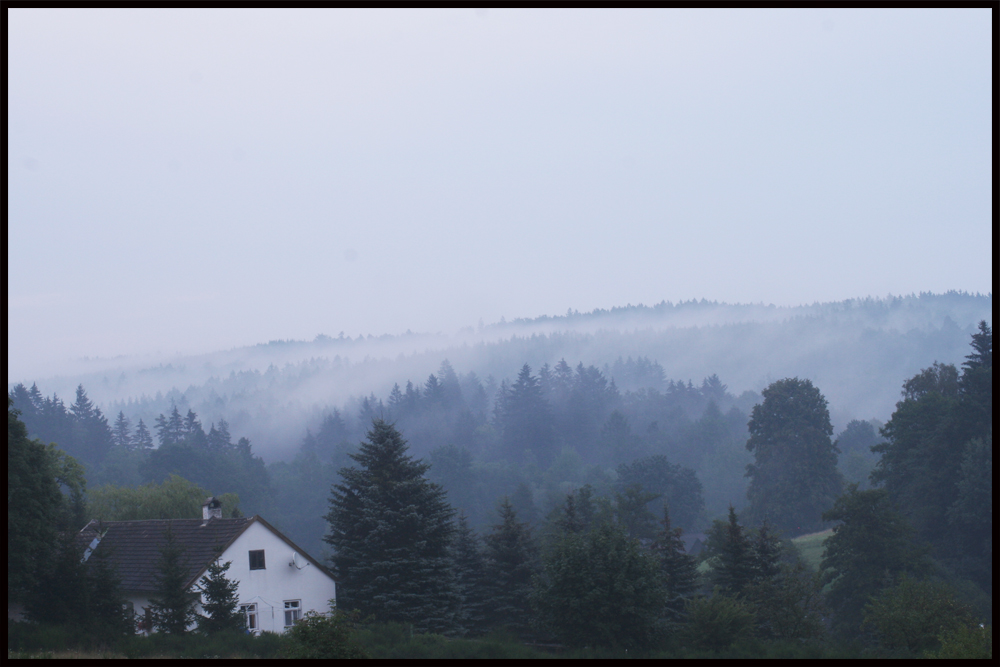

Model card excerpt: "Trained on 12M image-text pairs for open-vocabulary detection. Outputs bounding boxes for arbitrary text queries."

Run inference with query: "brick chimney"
[202,497,223,521]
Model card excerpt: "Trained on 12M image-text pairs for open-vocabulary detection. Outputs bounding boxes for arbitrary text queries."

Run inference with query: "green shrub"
[926,624,992,659]
[283,610,369,659]
[862,577,978,656]
[352,623,547,659]
[682,592,756,651]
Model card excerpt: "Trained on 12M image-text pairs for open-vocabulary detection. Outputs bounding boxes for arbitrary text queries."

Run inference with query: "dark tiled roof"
[77,518,253,593]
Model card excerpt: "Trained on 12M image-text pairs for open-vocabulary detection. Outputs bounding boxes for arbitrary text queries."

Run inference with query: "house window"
[240,603,258,631]
[249,549,266,570]
[284,600,301,627]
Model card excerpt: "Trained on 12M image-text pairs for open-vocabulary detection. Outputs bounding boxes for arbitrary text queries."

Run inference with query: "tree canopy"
[745,378,842,535]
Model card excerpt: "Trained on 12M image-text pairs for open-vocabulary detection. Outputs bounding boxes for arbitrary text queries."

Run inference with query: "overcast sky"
[7,8,992,383]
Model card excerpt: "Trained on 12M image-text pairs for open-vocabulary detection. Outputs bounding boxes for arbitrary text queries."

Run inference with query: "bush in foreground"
[283,610,369,659]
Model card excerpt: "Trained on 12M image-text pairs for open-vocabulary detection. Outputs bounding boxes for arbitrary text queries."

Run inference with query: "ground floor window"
[284,600,301,627]
[240,603,258,631]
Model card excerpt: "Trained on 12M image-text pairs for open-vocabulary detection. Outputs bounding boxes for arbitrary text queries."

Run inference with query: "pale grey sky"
[7,8,992,383]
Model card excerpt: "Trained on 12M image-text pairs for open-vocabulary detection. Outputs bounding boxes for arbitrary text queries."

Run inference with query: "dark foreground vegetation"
[8,618,991,659]
[8,319,992,659]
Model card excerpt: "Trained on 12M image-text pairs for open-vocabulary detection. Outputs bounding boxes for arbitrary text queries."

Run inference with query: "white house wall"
[212,520,337,634]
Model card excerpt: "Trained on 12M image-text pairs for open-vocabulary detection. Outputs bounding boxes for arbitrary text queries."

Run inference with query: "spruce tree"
[134,418,154,451]
[820,485,927,635]
[712,506,756,596]
[750,521,782,581]
[534,521,664,649]
[652,503,698,623]
[87,545,133,637]
[451,514,487,636]
[325,419,457,633]
[148,524,198,634]
[112,411,133,450]
[482,498,537,637]
[8,398,62,604]
[198,559,243,633]
[25,530,89,626]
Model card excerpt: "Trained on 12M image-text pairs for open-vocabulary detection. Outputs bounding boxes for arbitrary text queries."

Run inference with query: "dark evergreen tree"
[451,514,487,636]
[325,419,457,633]
[87,544,133,637]
[710,506,756,596]
[872,323,991,588]
[742,560,826,642]
[820,485,927,636]
[111,411,133,450]
[148,524,198,634]
[509,481,539,527]
[600,410,646,464]
[183,409,207,448]
[498,364,554,467]
[750,521,782,582]
[134,418,154,451]
[745,378,842,535]
[25,530,89,626]
[387,383,405,419]
[556,492,586,534]
[207,419,233,451]
[947,434,992,584]
[652,503,698,623]
[8,398,62,604]
[69,384,113,467]
[424,374,444,405]
[533,522,664,649]
[155,406,185,447]
[197,559,243,633]
[701,374,729,405]
[613,484,660,540]
[437,359,464,409]
[616,455,705,531]
[482,498,537,637]
[567,363,618,458]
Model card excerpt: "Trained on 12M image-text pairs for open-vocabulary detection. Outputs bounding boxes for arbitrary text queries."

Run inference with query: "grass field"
[791,528,833,571]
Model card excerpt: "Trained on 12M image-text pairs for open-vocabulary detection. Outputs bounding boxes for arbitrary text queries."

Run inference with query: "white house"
[76,497,337,634]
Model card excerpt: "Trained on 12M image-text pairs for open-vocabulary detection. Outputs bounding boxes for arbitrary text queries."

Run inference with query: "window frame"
[249,549,266,570]
[284,599,302,627]
[240,603,258,631]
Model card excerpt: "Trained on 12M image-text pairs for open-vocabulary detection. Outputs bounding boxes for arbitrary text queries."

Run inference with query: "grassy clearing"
[792,528,833,571]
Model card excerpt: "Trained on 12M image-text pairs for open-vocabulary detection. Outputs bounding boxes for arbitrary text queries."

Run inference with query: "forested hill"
[9,292,991,462]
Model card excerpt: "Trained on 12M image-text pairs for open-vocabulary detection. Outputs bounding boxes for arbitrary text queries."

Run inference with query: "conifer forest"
[8,295,993,658]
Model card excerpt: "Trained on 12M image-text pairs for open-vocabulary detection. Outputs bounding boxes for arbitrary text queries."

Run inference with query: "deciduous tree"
[745,378,842,535]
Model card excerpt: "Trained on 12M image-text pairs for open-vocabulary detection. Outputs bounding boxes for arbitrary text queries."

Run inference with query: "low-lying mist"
[11,292,990,463]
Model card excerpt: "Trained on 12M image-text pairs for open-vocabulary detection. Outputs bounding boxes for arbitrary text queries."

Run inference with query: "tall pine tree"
[197,559,243,633]
[652,503,698,623]
[482,498,537,637]
[451,513,487,636]
[325,419,457,633]
[148,524,198,634]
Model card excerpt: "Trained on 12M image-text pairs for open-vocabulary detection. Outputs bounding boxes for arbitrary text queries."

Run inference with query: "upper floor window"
[249,549,266,570]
